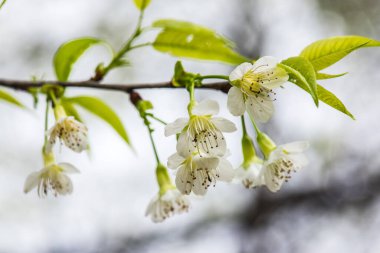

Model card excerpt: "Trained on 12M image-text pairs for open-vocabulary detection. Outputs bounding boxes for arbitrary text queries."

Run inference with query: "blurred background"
[0,0,380,252]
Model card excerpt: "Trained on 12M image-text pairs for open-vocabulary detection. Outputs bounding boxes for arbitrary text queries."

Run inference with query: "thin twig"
[0,79,231,93]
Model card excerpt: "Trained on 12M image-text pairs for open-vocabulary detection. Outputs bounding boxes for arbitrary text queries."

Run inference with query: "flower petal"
[164,118,188,137]
[217,158,234,182]
[211,117,237,133]
[229,62,253,82]
[175,165,193,195]
[227,87,245,116]
[251,56,278,72]
[59,163,80,174]
[259,67,289,90]
[176,131,194,157]
[281,141,309,153]
[167,153,184,169]
[192,100,219,116]
[245,95,274,123]
[23,171,41,193]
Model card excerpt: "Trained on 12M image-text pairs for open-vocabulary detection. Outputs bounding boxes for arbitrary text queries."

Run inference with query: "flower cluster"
[230,57,309,192]
[24,103,88,197]
[165,99,236,196]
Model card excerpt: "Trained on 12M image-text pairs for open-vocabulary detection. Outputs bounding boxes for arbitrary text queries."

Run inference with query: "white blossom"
[261,141,309,192]
[24,162,79,197]
[165,100,236,157]
[145,188,189,223]
[235,163,264,189]
[167,152,234,196]
[228,56,288,122]
[46,116,88,153]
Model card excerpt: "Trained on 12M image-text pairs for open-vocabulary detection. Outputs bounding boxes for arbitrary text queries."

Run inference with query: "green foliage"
[317,85,354,119]
[0,0,6,10]
[300,36,380,71]
[172,61,200,87]
[61,99,83,122]
[65,96,132,147]
[280,57,319,106]
[0,90,24,108]
[152,19,248,64]
[54,37,110,81]
[316,72,347,80]
[133,0,151,10]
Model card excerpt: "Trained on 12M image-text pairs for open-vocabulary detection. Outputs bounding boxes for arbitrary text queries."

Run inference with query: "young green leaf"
[300,36,380,71]
[0,0,6,10]
[0,89,24,108]
[61,99,83,122]
[316,72,347,80]
[317,85,354,119]
[65,96,132,146]
[54,37,111,81]
[280,57,319,106]
[133,0,151,10]
[152,19,248,64]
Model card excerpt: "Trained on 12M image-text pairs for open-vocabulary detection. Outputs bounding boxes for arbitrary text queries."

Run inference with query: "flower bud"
[257,132,276,159]
[241,134,256,169]
[156,163,173,195]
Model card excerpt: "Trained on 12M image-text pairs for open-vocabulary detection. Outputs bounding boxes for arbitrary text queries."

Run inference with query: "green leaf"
[317,85,354,119]
[54,37,110,81]
[300,36,380,71]
[61,99,83,122]
[133,0,151,10]
[280,57,319,106]
[65,96,132,146]
[152,19,248,64]
[0,90,24,108]
[316,72,347,80]
[0,0,6,10]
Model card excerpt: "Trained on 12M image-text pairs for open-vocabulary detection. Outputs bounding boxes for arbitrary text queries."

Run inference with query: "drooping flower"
[46,116,88,153]
[167,152,234,195]
[235,163,264,189]
[24,161,79,197]
[235,133,264,189]
[228,56,289,122]
[165,100,236,157]
[145,188,190,223]
[261,141,309,192]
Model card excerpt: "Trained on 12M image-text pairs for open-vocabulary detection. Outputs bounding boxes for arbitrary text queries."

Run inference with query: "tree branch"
[0,78,231,93]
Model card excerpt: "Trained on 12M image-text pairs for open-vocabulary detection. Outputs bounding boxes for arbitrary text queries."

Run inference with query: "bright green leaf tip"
[300,35,380,71]
[280,57,319,107]
[65,96,133,148]
[0,89,25,108]
[53,37,112,82]
[152,19,248,65]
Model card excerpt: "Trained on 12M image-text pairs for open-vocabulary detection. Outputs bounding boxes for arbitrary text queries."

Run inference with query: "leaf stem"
[102,10,146,78]
[129,42,152,51]
[241,115,247,135]
[197,75,229,81]
[147,114,167,125]
[43,98,50,148]
[247,112,261,135]
[146,123,160,164]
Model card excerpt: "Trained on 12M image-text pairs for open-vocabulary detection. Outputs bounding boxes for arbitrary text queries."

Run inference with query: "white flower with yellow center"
[167,152,234,196]
[235,163,264,189]
[24,161,79,197]
[165,100,236,157]
[228,56,289,122]
[145,188,190,223]
[46,116,88,153]
[261,141,309,192]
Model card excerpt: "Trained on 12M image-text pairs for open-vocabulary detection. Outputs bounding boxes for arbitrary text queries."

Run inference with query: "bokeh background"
[0,0,380,252]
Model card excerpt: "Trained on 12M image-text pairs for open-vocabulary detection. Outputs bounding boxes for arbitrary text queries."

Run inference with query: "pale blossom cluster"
[24,104,88,197]
[165,99,236,196]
